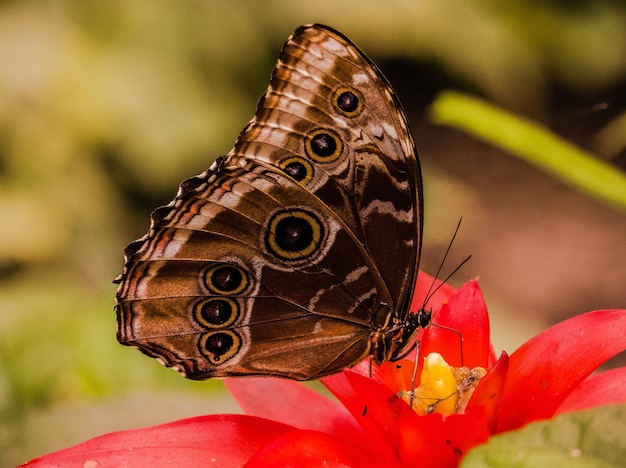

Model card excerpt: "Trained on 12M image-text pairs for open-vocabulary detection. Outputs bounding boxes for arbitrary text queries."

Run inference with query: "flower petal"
[556,367,626,414]
[321,370,409,462]
[467,351,509,433]
[396,409,491,467]
[497,309,626,432]
[245,429,379,467]
[420,279,493,369]
[22,414,293,467]
[225,377,366,445]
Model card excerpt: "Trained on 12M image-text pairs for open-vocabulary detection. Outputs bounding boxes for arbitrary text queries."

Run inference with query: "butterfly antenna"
[409,219,471,405]
[423,254,472,308]
[421,217,467,308]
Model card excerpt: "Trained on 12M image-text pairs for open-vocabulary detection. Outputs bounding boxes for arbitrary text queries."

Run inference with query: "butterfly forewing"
[115,24,423,380]
[236,25,421,320]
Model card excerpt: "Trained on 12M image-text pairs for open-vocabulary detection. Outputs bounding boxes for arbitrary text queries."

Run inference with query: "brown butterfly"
[114,24,429,380]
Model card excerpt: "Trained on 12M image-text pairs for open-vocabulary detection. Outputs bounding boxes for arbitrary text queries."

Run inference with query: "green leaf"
[461,404,626,467]
[429,92,626,213]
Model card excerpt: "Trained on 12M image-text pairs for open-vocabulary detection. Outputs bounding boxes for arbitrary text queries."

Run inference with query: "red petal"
[22,414,293,467]
[397,409,491,467]
[245,429,379,467]
[225,377,365,445]
[372,358,415,394]
[420,279,492,369]
[466,351,509,433]
[321,371,406,462]
[556,366,626,414]
[497,309,626,432]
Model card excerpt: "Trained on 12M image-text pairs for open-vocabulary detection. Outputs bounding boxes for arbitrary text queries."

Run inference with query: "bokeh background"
[1,1,625,465]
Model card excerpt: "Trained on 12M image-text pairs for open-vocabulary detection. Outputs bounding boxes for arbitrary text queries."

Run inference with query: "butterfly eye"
[198,330,241,364]
[203,265,249,295]
[332,87,364,117]
[193,298,239,328]
[265,209,324,261]
[418,309,432,329]
[279,156,314,185]
[305,129,343,163]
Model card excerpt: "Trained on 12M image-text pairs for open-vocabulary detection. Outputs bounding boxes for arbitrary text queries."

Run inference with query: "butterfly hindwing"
[116,160,392,379]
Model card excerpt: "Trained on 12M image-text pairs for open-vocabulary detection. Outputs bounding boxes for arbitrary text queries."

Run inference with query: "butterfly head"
[370,307,432,365]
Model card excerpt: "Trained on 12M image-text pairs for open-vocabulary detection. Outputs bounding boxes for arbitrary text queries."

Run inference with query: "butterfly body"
[115,24,425,380]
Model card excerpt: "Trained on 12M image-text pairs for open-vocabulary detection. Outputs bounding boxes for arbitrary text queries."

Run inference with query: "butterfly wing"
[116,160,392,379]
[236,24,422,319]
[115,24,422,379]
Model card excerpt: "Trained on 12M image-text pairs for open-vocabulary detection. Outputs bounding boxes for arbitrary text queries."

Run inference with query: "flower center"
[398,352,486,416]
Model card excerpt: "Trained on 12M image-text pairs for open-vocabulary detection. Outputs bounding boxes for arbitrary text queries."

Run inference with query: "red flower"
[23,275,626,467]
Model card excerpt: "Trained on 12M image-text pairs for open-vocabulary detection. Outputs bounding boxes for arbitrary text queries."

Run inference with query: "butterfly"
[114,24,430,381]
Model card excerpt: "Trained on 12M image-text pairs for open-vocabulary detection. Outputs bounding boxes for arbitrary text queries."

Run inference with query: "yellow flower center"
[398,352,486,416]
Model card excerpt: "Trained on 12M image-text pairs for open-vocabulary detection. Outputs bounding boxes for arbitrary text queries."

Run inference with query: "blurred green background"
[1,0,625,465]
